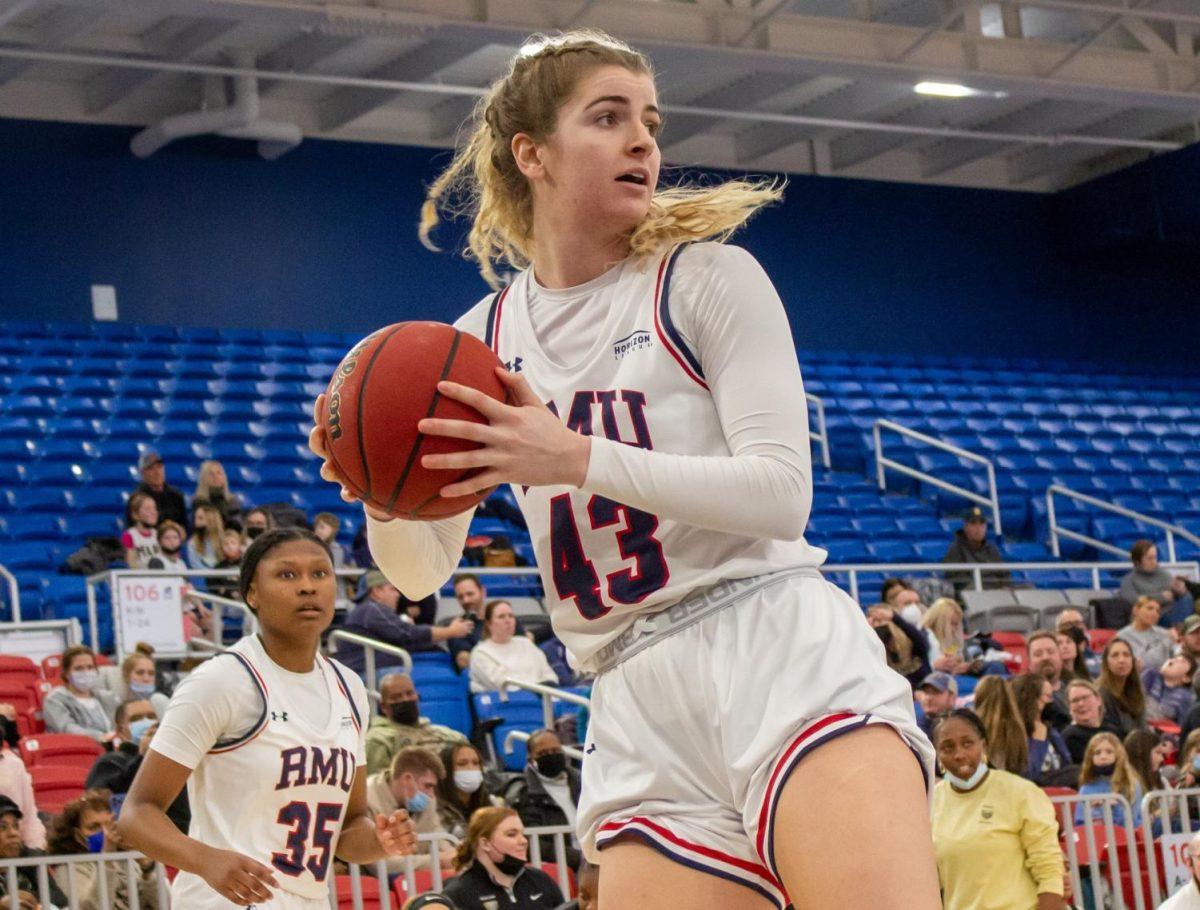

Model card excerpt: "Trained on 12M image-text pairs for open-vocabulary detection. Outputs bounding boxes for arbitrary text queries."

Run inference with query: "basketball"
[319,321,506,520]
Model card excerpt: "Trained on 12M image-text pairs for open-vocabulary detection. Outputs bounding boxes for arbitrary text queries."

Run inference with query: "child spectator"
[1074,732,1143,828]
[43,646,116,744]
[972,676,1028,775]
[1099,637,1147,736]
[146,520,187,573]
[1142,653,1197,724]
[121,493,161,569]
[312,512,347,568]
[191,460,242,530]
[208,529,243,600]
[187,503,224,569]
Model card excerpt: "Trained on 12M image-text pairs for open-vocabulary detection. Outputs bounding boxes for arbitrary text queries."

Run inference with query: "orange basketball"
[319,322,506,520]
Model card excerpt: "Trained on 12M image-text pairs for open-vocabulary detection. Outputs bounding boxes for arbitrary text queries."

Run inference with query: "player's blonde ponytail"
[420,29,783,289]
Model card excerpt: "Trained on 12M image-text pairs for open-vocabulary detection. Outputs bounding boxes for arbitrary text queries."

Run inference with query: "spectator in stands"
[1122,539,1195,626]
[97,644,168,719]
[191,460,242,530]
[1158,829,1200,910]
[186,503,224,569]
[540,634,581,687]
[882,578,925,625]
[469,601,558,694]
[365,673,467,775]
[942,507,1013,592]
[47,788,159,909]
[1055,609,1101,677]
[1124,728,1168,795]
[1027,630,1072,730]
[436,743,502,840]
[865,604,930,687]
[366,748,455,871]
[931,710,1066,910]
[146,520,187,573]
[339,571,474,676]
[43,646,115,744]
[0,795,66,907]
[1117,595,1175,670]
[919,597,1002,678]
[442,807,564,910]
[914,672,957,739]
[1143,653,1197,724]
[241,506,273,541]
[125,449,187,529]
[1074,732,1143,828]
[312,512,347,569]
[1098,637,1147,735]
[1056,630,1092,683]
[1063,679,1122,764]
[208,529,243,600]
[554,861,598,910]
[510,730,582,870]
[0,713,42,850]
[120,493,162,569]
[449,575,489,670]
[85,698,156,791]
[1011,673,1074,786]
[972,677,1028,774]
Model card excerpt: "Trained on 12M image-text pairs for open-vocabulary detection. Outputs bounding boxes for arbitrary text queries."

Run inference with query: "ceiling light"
[915,81,979,98]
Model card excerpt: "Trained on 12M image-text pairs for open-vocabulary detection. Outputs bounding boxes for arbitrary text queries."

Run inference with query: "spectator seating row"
[473,687,590,772]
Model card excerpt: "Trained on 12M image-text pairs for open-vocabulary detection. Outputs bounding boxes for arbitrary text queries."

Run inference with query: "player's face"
[487,816,529,862]
[247,540,336,634]
[528,65,661,238]
[0,813,21,858]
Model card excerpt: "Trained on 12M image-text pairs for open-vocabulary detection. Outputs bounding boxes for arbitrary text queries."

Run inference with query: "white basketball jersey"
[458,244,823,670]
[171,636,365,902]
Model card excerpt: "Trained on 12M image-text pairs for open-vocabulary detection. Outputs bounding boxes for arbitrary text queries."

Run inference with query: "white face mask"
[945,761,988,791]
[69,670,99,693]
[454,770,484,794]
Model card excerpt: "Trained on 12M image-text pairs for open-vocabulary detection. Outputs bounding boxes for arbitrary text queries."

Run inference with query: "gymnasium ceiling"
[1,0,1198,191]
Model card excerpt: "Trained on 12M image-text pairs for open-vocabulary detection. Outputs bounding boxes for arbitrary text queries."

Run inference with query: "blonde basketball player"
[311,31,939,910]
[117,528,417,908]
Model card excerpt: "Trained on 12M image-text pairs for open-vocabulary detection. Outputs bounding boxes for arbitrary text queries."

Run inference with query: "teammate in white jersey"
[310,30,939,910]
[116,529,417,908]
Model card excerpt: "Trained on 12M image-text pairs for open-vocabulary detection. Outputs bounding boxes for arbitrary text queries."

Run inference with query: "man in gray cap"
[942,507,1012,593]
[915,672,958,738]
[125,448,188,527]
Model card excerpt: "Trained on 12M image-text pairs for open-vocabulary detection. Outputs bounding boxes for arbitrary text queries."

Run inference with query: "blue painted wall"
[2,118,1197,362]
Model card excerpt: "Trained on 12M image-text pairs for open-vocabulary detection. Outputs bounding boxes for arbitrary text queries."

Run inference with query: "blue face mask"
[406,790,431,816]
[128,718,155,746]
[128,681,156,698]
[85,831,105,854]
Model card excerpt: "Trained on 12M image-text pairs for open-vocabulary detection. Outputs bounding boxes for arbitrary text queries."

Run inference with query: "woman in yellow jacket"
[932,709,1066,910]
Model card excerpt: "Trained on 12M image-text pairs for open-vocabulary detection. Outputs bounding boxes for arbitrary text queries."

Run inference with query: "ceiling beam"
[257,33,361,97]
[0,4,104,85]
[658,70,806,149]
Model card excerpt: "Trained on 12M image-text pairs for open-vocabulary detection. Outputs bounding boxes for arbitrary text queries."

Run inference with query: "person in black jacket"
[0,794,69,907]
[942,508,1013,592]
[125,449,188,528]
[85,698,157,792]
[442,807,564,910]
[510,731,582,871]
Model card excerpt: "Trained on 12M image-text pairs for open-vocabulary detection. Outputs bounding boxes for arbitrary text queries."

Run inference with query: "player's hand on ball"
[200,848,278,904]
[375,810,418,856]
[309,394,393,521]
[419,368,591,496]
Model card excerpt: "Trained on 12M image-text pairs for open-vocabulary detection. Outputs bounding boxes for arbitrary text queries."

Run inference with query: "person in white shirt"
[121,493,162,569]
[469,601,558,694]
[147,521,189,573]
[1160,829,1200,909]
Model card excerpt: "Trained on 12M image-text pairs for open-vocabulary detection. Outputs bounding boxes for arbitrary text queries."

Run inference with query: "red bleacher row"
[984,628,1118,675]
[326,865,577,909]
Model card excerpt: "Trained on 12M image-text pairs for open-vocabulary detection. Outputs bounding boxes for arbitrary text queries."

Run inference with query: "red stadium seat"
[40,656,61,683]
[335,874,381,910]
[0,682,44,717]
[390,869,456,903]
[1088,629,1117,652]
[1042,786,1078,798]
[21,733,103,771]
[541,863,577,897]
[30,764,87,814]
[990,631,1028,672]
[0,656,39,691]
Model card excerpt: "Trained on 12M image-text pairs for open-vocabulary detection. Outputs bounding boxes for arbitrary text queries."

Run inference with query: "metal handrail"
[1140,786,1200,905]
[500,678,590,729]
[328,629,412,693]
[1051,790,1145,910]
[188,589,258,645]
[503,729,587,762]
[0,563,20,623]
[873,418,1002,535]
[806,392,831,470]
[0,849,169,910]
[1048,484,1200,562]
[0,618,81,659]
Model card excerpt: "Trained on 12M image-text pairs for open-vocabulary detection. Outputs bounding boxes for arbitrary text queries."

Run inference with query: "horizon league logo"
[612,330,653,360]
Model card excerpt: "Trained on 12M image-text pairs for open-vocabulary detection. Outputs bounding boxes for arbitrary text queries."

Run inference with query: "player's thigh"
[772,725,941,910]
[598,841,776,910]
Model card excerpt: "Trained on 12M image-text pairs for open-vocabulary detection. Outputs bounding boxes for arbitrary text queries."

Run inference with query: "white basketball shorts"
[578,567,934,909]
[171,872,331,909]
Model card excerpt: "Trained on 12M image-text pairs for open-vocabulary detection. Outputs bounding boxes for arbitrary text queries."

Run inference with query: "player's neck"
[530,213,630,289]
[257,631,318,673]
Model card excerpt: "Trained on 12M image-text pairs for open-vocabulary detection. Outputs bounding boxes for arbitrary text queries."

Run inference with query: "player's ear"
[245,583,258,615]
[511,132,544,180]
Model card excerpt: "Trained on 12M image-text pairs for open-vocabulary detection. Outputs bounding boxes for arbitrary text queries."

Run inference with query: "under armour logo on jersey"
[271,711,288,722]
[503,356,523,373]
[612,330,653,360]
[586,743,597,755]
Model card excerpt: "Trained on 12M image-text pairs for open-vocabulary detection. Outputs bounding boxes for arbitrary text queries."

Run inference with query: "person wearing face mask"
[931,710,1066,910]
[97,645,168,720]
[366,748,455,871]
[0,795,68,907]
[511,731,583,871]
[241,507,273,544]
[85,699,157,791]
[436,744,503,840]
[443,808,564,910]
[43,646,116,744]
[1073,732,1143,829]
[146,520,188,574]
[48,788,161,910]
[365,674,468,776]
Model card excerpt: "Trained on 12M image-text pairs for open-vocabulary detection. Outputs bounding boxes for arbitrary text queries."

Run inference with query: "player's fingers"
[312,392,325,427]
[308,424,329,460]
[417,417,494,443]
[245,859,279,889]
[441,472,501,499]
[436,380,508,420]
[495,367,543,407]
[422,449,492,471]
